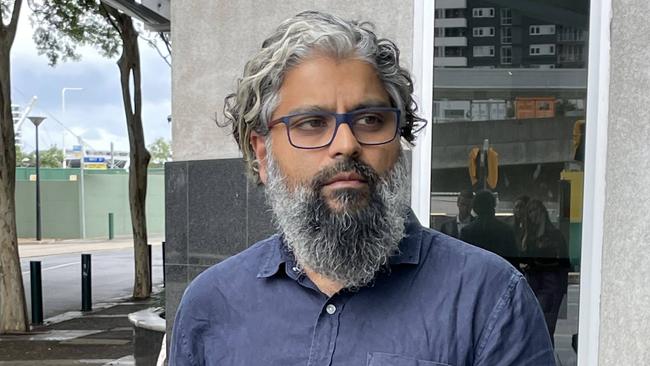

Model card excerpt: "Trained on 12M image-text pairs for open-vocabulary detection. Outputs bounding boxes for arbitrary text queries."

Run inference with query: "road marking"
[21,262,78,276]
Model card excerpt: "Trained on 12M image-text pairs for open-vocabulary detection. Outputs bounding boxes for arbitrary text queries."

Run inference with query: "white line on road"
[21,262,78,276]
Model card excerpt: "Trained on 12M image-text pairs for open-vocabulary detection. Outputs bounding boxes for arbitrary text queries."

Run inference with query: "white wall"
[171,1,414,161]
[599,0,650,364]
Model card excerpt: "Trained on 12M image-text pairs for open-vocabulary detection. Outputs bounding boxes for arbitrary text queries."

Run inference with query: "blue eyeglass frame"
[267,107,402,150]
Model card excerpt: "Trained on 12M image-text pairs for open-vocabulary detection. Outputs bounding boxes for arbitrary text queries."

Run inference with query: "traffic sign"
[84,157,106,163]
[84,163,107,170]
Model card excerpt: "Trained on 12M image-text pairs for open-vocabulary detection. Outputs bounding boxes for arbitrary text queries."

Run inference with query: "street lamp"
[27,116,46,241]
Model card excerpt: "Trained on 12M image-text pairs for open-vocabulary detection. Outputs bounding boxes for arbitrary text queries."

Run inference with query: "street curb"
[38,285,164,328]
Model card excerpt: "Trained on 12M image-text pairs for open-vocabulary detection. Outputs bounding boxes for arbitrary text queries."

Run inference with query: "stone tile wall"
[164,159,275,334]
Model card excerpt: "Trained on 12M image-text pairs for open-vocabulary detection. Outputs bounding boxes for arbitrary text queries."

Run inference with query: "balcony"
[435,18,467,28]
[434,36,468,47]
[436,0,467,9]
[434,57,468,67]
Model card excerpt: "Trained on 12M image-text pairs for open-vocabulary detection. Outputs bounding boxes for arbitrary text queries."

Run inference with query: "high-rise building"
[435,0,588,69]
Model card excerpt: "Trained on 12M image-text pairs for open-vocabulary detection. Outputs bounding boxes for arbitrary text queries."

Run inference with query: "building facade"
[434,0,588,69]
[166,1,650,365]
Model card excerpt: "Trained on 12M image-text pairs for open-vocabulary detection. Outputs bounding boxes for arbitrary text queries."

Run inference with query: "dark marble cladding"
[164,158,275,334]
[164,264,188,336]
[165,161,188,265]
[187,159,248,264]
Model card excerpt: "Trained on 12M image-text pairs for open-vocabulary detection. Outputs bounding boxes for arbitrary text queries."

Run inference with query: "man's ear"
[250,131,268,184]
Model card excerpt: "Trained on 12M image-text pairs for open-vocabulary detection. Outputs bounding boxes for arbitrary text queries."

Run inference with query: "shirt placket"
[307,296,346,366]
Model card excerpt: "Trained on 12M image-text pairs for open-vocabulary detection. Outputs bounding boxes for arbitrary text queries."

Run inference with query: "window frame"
[472,7,495,18]
[500,45,513,64]
[473,45,495,57]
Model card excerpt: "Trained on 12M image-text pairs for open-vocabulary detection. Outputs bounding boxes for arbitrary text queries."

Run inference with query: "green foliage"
[15,145,31,166]
[147,138,171,168]
[16,145,63,168]
[28,0,120,65]
[40,146,64,168]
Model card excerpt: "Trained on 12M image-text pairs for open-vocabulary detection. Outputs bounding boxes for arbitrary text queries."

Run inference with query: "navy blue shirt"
[170,212,555,365]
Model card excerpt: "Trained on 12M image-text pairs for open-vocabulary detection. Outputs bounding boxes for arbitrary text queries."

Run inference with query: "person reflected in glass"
[440,190,474,239]
[512,195,530,253]
[522,199,570,347]
[460,190,519,269]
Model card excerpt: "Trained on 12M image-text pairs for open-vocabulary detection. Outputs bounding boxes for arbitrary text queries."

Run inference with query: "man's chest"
[201,285,476,366]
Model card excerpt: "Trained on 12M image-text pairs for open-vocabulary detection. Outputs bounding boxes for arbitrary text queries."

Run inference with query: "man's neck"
[304,267,344,297]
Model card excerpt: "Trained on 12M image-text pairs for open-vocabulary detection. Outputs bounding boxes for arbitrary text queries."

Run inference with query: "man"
[170,11,554,365]
[440,190,474,239]
[460,190,520,269]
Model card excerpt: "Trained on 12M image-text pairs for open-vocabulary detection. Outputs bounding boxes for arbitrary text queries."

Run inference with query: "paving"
[0,238,165,365]
[0,295,160,365]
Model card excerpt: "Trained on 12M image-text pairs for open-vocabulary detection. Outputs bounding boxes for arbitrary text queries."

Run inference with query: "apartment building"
[435,0,588,69]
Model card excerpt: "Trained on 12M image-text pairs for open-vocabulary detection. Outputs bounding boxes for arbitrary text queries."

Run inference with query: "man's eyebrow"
[349,100,392,111]
[285,105,331,115]
[286,100,392,115]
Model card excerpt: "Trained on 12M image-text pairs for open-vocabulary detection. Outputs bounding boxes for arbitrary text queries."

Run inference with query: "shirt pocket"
[367,352,452,366]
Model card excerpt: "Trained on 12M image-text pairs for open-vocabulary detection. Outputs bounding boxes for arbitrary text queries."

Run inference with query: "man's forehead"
[273,56,392,117]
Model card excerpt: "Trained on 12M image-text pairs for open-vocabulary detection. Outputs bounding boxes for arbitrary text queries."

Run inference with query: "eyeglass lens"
[286,109,398,148]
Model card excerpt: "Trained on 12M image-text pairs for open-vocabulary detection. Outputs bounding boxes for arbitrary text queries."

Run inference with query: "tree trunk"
[0,0,28,333]
[113,11,151,299]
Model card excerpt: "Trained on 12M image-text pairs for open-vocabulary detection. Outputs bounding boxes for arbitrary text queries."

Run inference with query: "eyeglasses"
[267,107,401,149]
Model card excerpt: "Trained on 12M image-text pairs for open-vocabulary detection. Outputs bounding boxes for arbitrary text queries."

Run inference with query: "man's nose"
[328,123,361,159]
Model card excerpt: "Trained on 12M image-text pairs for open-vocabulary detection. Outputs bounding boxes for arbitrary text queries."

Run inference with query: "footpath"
[0,237,166,365]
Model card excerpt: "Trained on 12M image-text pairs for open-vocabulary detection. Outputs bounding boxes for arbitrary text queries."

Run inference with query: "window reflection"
[431,1,589,364]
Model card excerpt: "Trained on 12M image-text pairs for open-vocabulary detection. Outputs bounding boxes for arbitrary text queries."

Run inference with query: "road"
[20,245,163,320]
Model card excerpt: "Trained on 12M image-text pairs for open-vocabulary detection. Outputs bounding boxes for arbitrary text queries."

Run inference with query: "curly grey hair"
[222,10,426,183]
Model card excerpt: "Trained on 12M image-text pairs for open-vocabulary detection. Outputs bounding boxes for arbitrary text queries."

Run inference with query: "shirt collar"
[256,208,423,278]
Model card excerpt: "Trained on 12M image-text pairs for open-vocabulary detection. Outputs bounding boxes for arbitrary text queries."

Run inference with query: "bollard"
[30,261,44,325]
[81,254,92,311]
[148,244,152,293]
[108,213,114,240]
[161,241,165,287]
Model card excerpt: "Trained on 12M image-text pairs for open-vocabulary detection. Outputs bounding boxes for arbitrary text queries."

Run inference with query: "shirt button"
[326,304,336,315]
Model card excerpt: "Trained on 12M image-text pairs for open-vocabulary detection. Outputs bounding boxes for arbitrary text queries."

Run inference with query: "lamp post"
[27,116,46,241]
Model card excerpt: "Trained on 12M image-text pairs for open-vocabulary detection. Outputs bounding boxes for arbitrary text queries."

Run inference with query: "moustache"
[309,158,380,191]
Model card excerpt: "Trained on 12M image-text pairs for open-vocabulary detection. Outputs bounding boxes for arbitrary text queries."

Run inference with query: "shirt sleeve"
[474,273,556,366]
[169,287,210,366]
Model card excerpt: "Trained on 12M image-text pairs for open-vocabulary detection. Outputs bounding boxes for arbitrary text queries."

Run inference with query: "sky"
[11,5,171,153]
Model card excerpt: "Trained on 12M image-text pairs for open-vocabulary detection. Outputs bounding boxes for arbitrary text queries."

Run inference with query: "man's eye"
[291,117,328,131]
[355,114,385,127]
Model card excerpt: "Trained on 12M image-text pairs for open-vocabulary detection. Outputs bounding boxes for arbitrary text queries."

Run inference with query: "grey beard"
[264,149,410,290]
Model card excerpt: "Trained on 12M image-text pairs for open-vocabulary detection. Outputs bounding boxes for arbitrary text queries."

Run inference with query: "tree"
[40,146,63,168]
[0,0,28,333]
[147,137,171,168]
[30,0,153,298]
[15,144,30,166]
[15,146,62,167]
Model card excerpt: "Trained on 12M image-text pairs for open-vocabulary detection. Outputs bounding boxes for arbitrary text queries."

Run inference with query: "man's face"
[513,200,527,221]
[457,197,473,218]
[251,55,410,289]
[251,55,401,211]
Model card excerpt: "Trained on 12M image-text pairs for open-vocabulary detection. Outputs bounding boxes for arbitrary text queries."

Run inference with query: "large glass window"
[432,1,589,364]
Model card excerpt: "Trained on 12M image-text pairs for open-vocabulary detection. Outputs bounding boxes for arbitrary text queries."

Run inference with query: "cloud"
[11,3,171,154]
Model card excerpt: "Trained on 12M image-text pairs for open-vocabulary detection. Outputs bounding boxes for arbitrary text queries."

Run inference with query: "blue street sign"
[73,145,82,152]
[84,157,105,163]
